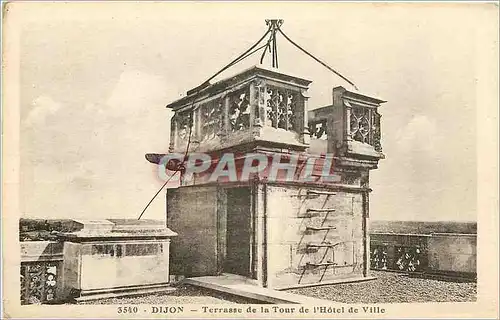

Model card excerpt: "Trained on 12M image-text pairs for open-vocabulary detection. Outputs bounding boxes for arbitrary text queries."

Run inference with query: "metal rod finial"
[265,19,284,28]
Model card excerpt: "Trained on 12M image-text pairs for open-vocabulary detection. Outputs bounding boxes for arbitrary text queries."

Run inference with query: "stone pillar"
[301,91,310,145]
[216,187,227,275]
[362,191,370,277]
[193,106,201,145]
[249,81,258,127]
[169,114,177,153]
[253,183,267,286]
[217,95,230,147]
[258,82,267,127]
[345,103,352,143]
[252,79,266,140]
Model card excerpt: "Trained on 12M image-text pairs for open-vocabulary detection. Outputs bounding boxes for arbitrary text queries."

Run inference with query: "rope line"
[227,42,271,72]
[139,76,211,220]
[138,102,196,220]
[200,28,271,87]
[273,31,279,68]
[259,34,273,64]
[277,28,358,91]
[137,170,179,220]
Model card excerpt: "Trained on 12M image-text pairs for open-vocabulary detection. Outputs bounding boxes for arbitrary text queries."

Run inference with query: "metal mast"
[263,19,284,68]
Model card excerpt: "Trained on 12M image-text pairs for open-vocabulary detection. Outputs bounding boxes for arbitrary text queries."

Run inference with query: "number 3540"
[117,306,138,314]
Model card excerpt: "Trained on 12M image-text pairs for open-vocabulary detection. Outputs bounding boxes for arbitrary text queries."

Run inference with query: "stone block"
[266,185,362,219]
[58,220,176,300]
[21,241,64,262]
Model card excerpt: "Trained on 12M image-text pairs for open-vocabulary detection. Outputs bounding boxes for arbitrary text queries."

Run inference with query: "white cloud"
[106,69,177,115]
[395,115,442,154]
[23,95,62,126]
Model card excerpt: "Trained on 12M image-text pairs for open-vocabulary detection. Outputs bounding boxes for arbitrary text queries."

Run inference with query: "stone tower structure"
[146,63,385,289]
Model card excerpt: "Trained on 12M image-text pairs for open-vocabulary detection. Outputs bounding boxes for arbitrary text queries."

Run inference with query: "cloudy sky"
[11,2,496,221]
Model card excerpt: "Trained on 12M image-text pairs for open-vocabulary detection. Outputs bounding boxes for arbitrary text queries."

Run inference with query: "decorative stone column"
[169,114,177,153]
[301,90,311,145]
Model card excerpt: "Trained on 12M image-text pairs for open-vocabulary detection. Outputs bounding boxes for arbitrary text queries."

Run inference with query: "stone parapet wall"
[370,232,476,277]
[427,233,476,274]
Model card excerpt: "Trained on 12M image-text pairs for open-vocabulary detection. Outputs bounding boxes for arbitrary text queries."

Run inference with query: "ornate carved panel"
[395,246,426,272]
[265,86,299,132]
[200,99,223,141]
[228,87,251,132]
[350,106,371,144]
[370,234,428,273]
[347,102,383,153]
[21,262,60,305]
[286,93,297,131]
[370,245,389,270]
[175,111,191,141]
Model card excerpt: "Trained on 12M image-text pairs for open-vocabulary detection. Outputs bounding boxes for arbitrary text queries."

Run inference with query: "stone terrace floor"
[77,284,264,305]
[287,271,477,303]
[78,271,476,305]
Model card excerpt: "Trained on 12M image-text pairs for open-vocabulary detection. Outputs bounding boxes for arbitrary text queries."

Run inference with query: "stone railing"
[370,232,477,279]
[370,233,429,272]
[168,66,312,153]
[307,86,385,164]
[20,241,64,305]
[347,102,382,152]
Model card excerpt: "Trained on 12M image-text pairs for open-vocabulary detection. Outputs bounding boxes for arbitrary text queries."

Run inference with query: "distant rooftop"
[370,220,477,235]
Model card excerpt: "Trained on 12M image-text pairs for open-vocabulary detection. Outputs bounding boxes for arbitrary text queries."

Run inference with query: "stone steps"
[184,274,335,304]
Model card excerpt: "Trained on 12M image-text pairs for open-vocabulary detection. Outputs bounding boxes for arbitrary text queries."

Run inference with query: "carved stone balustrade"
[308,86,385,169]
[167,66,312,154]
